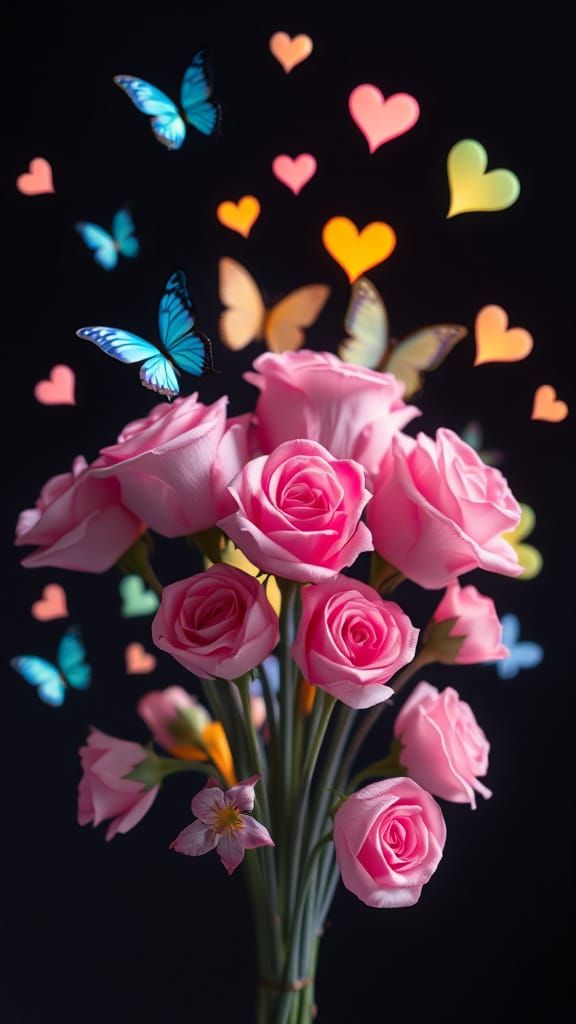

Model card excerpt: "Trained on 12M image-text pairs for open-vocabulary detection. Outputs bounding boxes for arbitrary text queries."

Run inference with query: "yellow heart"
[474,305,533,365]
[217,196,261,238]
[531,385,569,423]
[447,139,520,218]
[322,217,397,283]
[502,504,543,580]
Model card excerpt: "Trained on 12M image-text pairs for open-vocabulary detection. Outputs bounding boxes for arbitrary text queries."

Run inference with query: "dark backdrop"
[4,12,572,1023]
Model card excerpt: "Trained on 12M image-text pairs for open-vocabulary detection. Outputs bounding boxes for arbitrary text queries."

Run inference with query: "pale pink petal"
[237,815,275,850]
[105,786,159,841]
[191,784,226,824]
[226,775,260,813]
[170,820,219,857]
[217,832,246,875]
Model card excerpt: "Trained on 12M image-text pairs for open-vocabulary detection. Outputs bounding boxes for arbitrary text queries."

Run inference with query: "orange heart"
[34,364,76,405]
[322,217,397,282]
[531,385,569,423]
[125,642,157,674]
[16,157,55,196]
[31,584,69,621]
[474,305,533,365]
[216,196,261,238]
[269,32,313,73]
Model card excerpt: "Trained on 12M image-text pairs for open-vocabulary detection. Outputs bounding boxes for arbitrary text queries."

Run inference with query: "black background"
[4,11,572,1023]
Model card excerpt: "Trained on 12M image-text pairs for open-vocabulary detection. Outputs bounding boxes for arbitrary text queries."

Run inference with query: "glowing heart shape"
[16,157,55,196]
[217,196,261,238]
[34,365,76,406]
[447,139,520,218]
[322,217,397,283]
[31,584,69,621]
[474,305,533,365]
[349,85,420,153]
[269,32,313,73]
[531,386,568,423]
[272,154,317,195]
[120,576,160,618]
[125,642,157,674]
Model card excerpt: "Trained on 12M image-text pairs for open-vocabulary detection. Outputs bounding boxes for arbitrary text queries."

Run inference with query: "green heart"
[119,575,160,618]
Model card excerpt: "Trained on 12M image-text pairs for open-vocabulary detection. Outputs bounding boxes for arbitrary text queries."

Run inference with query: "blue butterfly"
[114,50,221,150]
[496,614,544,679]
[75,208,139,270]
[76,269,215,398]
[10,626,91,707]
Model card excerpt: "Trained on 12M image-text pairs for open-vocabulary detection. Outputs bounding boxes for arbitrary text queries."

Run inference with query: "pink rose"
[394,682,492,808]
[218,439,373,583]
[368,428,521,589]
[77,728,159,841]
[333,777,446,908]
[152,563,279,680]
[432,582,508,663]
[15,455,143,572]
[137,686,211,751]
[94,394,251,537]
[292,577,418,708]
[245,351,419,481]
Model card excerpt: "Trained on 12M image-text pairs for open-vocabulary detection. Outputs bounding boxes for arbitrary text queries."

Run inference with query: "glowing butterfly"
[76,269,214,398]
[495,614,543,679]
[75,208,139,270]
[338,277,467,397]
[10,626,91,707]
[219,258,330,354]
[502,504,543,580]
[114,51,220,150]
[461,421,504,467]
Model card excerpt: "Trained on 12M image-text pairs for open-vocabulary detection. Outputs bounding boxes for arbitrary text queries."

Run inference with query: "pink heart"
[125,643,157,674]
[31,584,69,621]
[16,157,55,196]
[272,154,317,195]
[349,85,420,153]
[34,365,76,406]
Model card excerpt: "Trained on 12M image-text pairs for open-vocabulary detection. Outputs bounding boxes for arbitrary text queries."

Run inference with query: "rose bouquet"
[15,348,522,1023]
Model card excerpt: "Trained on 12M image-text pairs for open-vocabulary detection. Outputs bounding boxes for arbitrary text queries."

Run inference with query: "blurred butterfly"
[219,258,330,353]
[76,269,215,398]
[10,626,91,707]
[496,614,543,679]
[75,208,139,270]
[461,420,505,467]
[338,277,467,397]
[502,504,543,580]
[114,50,220,150]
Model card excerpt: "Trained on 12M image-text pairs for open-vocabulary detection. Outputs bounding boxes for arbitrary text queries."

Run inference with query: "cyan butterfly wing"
[76,327,160,363]
[496,615,544,679]
[57,627,91,690]
[158,270,214,376]
[112,208,139,258]
[114,76,186,150]
[10,656,66,707]
[140,354,180,397]
[75,223,118,270]
[180,51,221,136]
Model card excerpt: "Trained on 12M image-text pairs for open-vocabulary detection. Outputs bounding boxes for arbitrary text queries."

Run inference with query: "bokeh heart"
[474,305,533,365]
[447,139,520,218]
[349,85,420,153]
[31,584,69,621]
[322,217,397,282]
[16,157,55,196]
[269,32,313,73]
[217,196,261,238]
[272,154,317,194]
[125,643,157,674]
[120,576,160,618]
[531,386,568,423]
[34,365,76,406]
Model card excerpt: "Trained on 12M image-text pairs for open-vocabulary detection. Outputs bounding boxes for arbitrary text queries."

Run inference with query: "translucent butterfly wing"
[338,277,389,368]
[496,614,544,679]
[112,208,140,258]
[140,354,180,397]
[10,656,66,707]
[75,223,118,270]
[76,327,160,363]
[57,627,91,690]
[180,50,221,136]
[266,286,331,353]
[114,76,186,150]
[219,258,266,350]
[158,270,213,376]
[385,325,467,397]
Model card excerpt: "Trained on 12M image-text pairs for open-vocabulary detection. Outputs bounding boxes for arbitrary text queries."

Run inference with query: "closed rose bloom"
[394,682,492,808]
[152,563,279,680]
[432,582,508,664]
[15,456,143,572]
[244,350,419,481]
[334,777,447,908]
[137,686,211,752]
[368,429,521,589]
[218,439,373,584]
[292,577,418,708]
[77,728,159,841]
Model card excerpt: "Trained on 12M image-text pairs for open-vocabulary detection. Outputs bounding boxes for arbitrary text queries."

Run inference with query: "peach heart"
[272,154,317,195]
[217,196,261,238]
[34,365,76,406]
[16,157,55,196]
[125,643,157,674]
[349,85,420,153]
[269,31,313,73]
[474,305,533,365]
[31,584,69,621]
[531,385,569,423]
[322,217,397,283]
